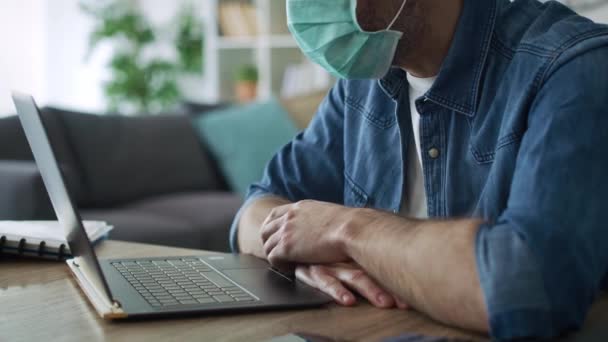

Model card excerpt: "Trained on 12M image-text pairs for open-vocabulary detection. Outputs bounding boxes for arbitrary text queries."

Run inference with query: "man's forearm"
[342,210,489,332]
[238,196,291,258]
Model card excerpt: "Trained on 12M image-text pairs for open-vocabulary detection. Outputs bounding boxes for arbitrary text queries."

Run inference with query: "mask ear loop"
[387,0,408,31]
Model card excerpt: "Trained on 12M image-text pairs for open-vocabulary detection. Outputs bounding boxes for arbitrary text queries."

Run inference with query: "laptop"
[12,93,331,319]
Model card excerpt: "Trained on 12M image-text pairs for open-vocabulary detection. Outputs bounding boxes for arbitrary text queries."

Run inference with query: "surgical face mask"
[287,0,407,80]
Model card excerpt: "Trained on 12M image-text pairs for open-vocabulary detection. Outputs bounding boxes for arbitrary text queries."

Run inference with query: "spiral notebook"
[0,221,113,260]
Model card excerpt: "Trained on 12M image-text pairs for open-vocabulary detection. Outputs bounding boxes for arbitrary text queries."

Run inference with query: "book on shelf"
[0,220,113,260]
[218,3,239,37]
[218,3,259,38]
[242,3,259,36]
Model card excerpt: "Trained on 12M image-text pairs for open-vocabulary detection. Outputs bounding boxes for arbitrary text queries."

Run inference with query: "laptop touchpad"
[222,268,300,299]
[203,254,269,270]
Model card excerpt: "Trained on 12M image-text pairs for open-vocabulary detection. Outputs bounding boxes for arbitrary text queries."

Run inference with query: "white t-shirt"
[400,73,436,219]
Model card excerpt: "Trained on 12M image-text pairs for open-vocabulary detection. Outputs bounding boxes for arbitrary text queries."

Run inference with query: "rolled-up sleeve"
[476,45,608,339]
[229,81,347,252]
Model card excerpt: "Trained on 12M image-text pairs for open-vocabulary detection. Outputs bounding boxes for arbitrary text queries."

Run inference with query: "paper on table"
[0,221,112,244]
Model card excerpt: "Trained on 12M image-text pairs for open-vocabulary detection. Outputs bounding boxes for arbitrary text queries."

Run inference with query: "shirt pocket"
[467,110,523,165]
[344,171,369,208]
[470,132,522,164]
[345,95,397,130]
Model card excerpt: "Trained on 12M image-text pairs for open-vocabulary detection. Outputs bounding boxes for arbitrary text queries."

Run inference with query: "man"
[231,0,608,339]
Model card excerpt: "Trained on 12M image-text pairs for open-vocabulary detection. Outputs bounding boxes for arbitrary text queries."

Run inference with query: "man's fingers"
[263,229,281,257]
[266,240,296,275]
[394,296,410,310]
[261,204,292,229]
[296,266,356,306]
[327,266,395,309]
[295,264,408,310]
[260,214,285,242]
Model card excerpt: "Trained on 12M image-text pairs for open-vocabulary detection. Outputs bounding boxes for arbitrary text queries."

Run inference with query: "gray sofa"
[0,106,242,252]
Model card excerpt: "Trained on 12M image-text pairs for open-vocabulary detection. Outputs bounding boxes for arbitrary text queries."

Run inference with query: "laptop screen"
[12,93,114,302]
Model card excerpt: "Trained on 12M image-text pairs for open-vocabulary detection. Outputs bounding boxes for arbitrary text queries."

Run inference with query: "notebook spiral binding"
[58,244,67,260]
[0,235,67,260]
[18,238,26,254]
[0,235,6,253]
[38,241,46,257]
[0,221,111,261]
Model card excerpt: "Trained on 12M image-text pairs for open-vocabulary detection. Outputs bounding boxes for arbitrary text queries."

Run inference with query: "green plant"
[176,4,204,74]
[235,64,259,83]
[82,1,204,114]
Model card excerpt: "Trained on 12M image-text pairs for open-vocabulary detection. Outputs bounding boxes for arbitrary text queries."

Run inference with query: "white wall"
[45,0,111,112]
[0,0,48,115]
[0,0,109,115]
[580,3,608,23]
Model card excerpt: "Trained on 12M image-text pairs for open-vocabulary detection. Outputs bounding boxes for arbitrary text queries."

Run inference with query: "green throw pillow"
[192,98,299,195]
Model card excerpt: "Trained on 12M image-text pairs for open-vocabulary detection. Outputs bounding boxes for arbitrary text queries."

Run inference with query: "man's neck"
[393,0,464,78]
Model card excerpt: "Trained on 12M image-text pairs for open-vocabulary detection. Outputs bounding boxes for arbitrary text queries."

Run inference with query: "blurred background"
[1,0,607,115]
[0,0,607,252]
[0,0,334,115]
[0,0,335,252]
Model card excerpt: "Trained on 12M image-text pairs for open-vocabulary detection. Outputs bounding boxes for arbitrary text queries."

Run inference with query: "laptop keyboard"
[112,258,258,307]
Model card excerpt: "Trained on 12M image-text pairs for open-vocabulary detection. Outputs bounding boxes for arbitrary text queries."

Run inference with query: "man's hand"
[296,262,409,309]
[260,200,361,266]
[238,196,292,258]
[260,200,408,309]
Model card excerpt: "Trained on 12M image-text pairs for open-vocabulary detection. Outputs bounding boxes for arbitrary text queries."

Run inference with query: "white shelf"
[264,35,299,48]
[200,0,322,103]
[217,35,299,50]
[217,37,258,50]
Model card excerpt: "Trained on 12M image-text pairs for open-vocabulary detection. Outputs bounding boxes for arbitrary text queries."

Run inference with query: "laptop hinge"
[67,257,127,319]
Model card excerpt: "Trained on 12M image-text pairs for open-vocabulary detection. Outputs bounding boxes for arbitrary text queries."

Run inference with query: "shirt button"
[428,148,440,159]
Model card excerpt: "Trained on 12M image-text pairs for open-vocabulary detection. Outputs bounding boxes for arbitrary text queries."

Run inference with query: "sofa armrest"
[0,161,55,220]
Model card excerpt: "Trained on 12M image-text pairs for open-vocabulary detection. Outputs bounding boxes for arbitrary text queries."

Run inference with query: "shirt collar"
[379,0,498,117]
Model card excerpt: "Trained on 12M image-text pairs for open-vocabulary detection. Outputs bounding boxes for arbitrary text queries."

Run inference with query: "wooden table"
[1,241,607,342]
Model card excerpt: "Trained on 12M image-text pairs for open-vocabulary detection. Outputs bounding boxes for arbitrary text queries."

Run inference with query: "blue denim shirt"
[230,0,608,339]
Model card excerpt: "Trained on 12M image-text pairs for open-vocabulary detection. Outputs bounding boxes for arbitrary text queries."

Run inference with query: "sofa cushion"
[60,110,223,207]
[280,90,328,130]
[0,161,55,220]
[179,101,228,117]
[81,191,242,252]
[192,98,299,195]
[0,108,86,201]
[127,192,242,252]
